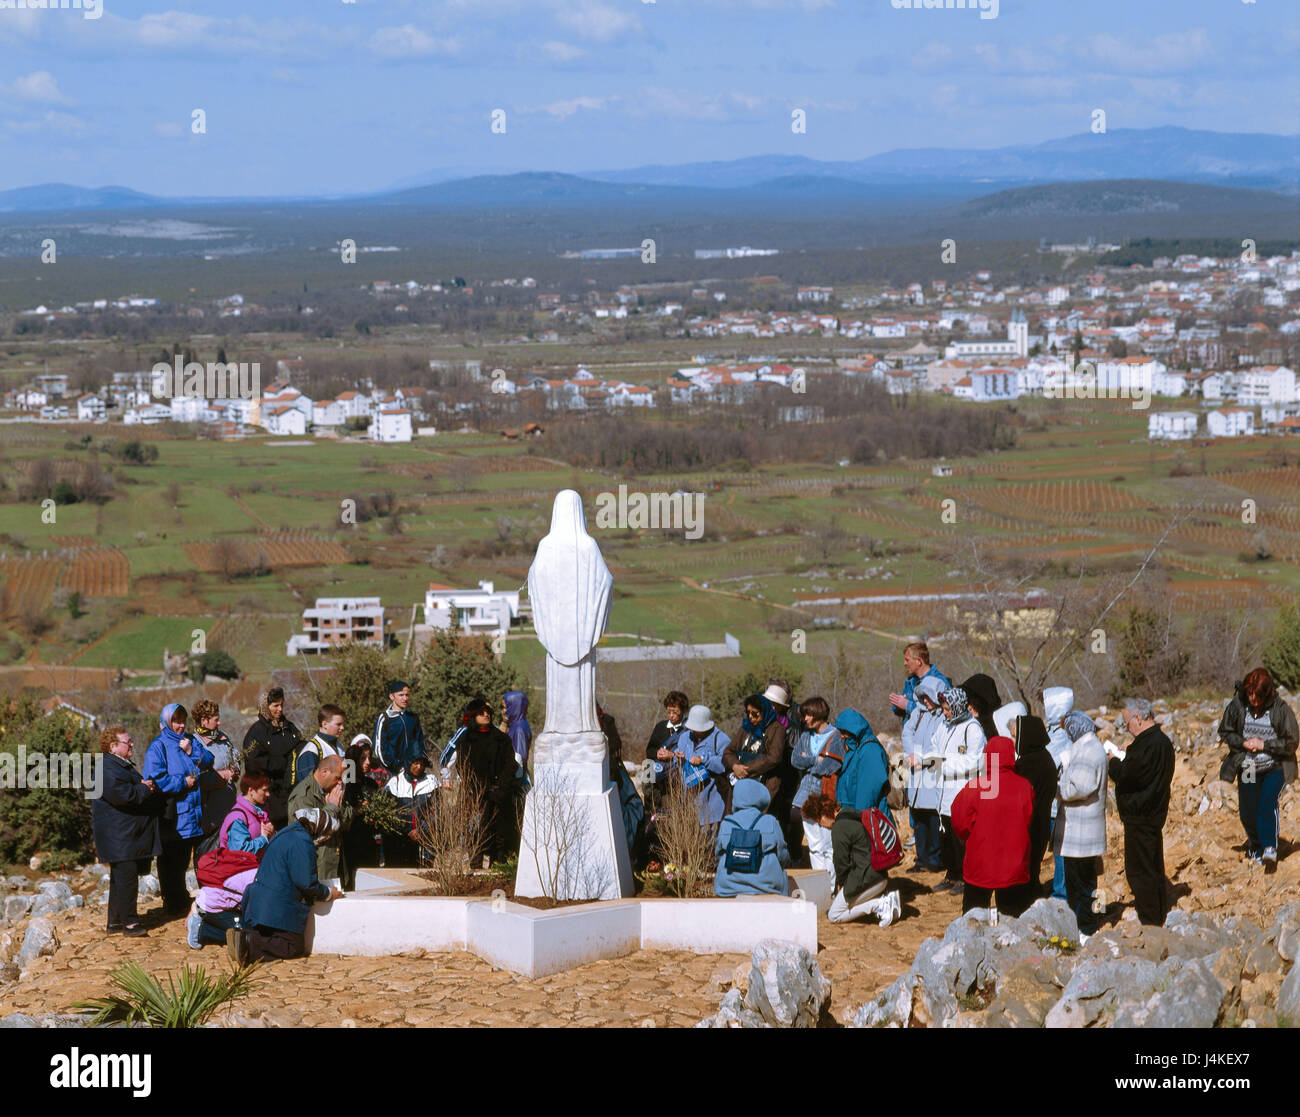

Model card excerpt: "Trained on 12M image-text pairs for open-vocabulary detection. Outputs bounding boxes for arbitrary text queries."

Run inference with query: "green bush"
[73,961,261,1028]
[0,701,97,866]
[700,656,805,727]
[1263,605,1300,692]
[187,649,241,682]
[1111,605,1189,701]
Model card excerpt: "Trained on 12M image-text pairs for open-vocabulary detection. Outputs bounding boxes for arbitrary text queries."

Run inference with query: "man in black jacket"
[1108,697,1176,925]
[241,687,304,830]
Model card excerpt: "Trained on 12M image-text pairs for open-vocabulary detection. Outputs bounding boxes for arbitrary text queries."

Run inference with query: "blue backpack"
[724,811,764,873]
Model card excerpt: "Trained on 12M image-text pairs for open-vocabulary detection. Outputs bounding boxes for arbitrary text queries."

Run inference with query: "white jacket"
[935,718,987,816]
[1052,731,1107,858]
[1042,686,1074,818]
[902,703,945,812]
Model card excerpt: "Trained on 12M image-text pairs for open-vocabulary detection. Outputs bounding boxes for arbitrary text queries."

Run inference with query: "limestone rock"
[1111,957,1226,1028]
[185,871,199,893]
[744,939,831,1028]
[138,874,160,897]
[35,881,73,903]
[2,894,36,925]
[847,973,915,1028]
[1276,963,1300,1023]
[696,988,768,1028]
[1045,959,1161,1028]
[16,917,59,969]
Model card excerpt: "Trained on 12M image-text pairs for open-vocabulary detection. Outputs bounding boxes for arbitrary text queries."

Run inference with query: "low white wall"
[305,896,469,956]
[640,897,818,954]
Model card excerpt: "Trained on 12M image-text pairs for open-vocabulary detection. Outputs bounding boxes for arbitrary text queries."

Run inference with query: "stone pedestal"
[514,730,634,901]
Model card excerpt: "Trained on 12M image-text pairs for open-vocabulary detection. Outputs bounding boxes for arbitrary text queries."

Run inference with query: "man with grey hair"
[1108,698,1175,925]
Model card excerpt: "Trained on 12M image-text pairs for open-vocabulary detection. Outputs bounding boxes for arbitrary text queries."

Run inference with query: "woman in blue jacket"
[834,709,891,815]
[714,780,790,897]
[142,703,215,917]
[237,808,342,963]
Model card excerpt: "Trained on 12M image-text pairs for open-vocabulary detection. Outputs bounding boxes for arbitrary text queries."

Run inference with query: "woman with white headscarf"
[932,686,987,896]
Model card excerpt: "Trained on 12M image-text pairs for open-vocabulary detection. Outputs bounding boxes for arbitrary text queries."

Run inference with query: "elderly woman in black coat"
[92,725,163,937]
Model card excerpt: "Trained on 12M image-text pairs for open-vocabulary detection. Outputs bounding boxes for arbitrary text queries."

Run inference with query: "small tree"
[1263,604,1300,691]
[1113,604,1189,700]
[411,627,524,744]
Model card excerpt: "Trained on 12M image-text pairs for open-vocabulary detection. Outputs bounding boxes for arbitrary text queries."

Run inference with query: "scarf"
[941,686,972,727]
[294,808,338,842]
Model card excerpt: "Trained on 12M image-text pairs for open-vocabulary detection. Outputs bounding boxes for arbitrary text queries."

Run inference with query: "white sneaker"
[877,892,900,928]
[1079,932,1090,946]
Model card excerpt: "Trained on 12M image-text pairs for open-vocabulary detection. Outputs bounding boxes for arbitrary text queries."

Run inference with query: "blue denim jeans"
[1050,816,1067,899]
[910,808,943,869]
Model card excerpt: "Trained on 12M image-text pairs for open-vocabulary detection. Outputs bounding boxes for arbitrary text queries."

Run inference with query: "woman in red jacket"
[951,736,1034,918]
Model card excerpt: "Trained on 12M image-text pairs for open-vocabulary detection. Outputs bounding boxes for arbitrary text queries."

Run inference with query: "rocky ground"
[2,694,1297,1027]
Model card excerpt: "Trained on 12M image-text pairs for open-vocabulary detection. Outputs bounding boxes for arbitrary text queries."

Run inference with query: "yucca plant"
[72,960,261,1028]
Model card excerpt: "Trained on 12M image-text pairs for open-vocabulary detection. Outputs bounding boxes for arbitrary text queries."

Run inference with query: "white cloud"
[368,25,462,59]
[553,1,642,43]
[629,88,767,122]
[4,110,88,137]
[12,70,72,105]
[539,39,587,62]
[526,95,609,119]
[1080,29,1212,74]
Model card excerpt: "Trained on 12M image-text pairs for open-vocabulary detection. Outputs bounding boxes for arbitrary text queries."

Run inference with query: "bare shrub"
[414,767,487,895]
[650,769,716,897]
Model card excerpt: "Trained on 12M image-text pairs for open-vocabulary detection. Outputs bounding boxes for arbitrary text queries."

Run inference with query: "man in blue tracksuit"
[373,679,427,774]
[889,642,950,723]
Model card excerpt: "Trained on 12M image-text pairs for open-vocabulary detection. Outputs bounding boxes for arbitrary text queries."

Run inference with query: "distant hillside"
[0,184,159,213]
[943,179,1300,220]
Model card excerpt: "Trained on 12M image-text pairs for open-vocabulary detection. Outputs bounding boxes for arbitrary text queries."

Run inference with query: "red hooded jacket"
[950,736,1034,890]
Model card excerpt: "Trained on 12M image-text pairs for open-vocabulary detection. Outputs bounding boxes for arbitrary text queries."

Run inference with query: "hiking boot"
[122,924,147,938]
[932,879,954,893]
[949,882,964,897]
[1263,847,1278,874]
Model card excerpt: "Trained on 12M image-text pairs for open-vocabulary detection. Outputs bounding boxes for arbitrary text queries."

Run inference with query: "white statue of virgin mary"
[527,490,612,738]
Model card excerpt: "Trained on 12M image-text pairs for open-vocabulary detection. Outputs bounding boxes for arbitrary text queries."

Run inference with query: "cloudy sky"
[0,0,1295,195]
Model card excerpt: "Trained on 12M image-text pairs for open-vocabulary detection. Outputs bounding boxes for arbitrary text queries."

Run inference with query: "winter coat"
[382,768,440,833]
[1053,731,1108,859]
[645,718,685,777]
[242,710,304,829]
[713,780,789,897]
[143,715,215,841]
[241,823,331,935]
[951,738,1034,890]
[503,690,533,766]
[791,726,844,810]
[1042,687,1075,819]
[1108,724,1175,826]
[1012,716,1058,873]
[830,808,886,901]
[373,706,427,775]
[934,716,987,816]
[287,775,352,882]
[834,710,891,814]
[458,725,517,807]
[670,725,731,825]
[92,752,163,863]
[891,664,950,719]
[721,703,789,812]
[612,761,645,855]
[1218,687,1299,785]
[902,702,944,811]
[219,795,270,854]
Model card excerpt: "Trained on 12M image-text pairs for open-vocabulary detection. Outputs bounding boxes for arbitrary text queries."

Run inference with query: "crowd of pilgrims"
[89,648,1297,962]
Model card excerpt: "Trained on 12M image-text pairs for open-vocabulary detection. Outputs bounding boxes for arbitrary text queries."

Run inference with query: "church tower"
[1008,310,1029,358]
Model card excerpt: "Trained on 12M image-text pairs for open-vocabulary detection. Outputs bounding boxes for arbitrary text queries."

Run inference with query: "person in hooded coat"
[1011,714,1058,897]
[1055,710,1108,936]
[834,709,891,814]
[722,694,788,814]
[932,687,987,895]
[951,736,1034,917]
[502,690,533,770]
[143,703,215,917]
[959,674,1002,741]
[1041,685,1075,901]
[713,780,790,897]
[903,676,946,872]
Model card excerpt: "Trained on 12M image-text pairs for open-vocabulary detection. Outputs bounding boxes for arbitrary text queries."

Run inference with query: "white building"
[1207,408,1255,438]
[287,596,387,656]
[1237,366,1296,407]
[423,580,520,638]
[335,391,371,419]
[263,404,308,436]
[369,408,413,442]
[954,368,1020,401]
[944,310,1029,361]
[123,403,172,425]
[1148,411,1198,440]
[313,399,347,428]
[76,394,107,422]
[796,286,833,304]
